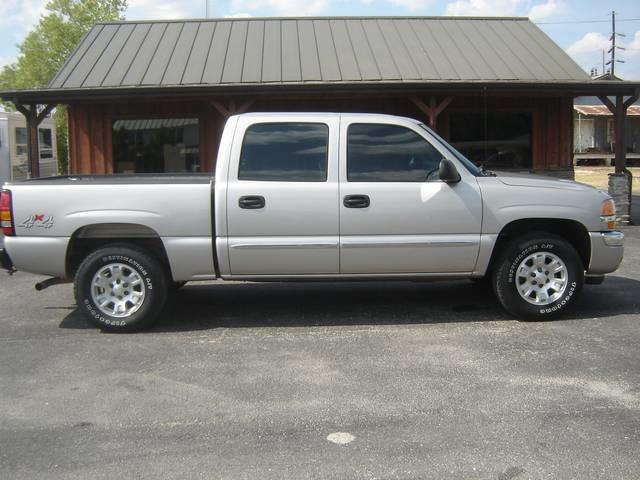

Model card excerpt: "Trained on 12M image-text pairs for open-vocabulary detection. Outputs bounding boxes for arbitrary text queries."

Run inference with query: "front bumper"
[588,231,624,274]
[0,248,15,272]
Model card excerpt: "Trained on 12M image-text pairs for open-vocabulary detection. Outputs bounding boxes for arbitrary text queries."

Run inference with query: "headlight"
[600,199,617,230]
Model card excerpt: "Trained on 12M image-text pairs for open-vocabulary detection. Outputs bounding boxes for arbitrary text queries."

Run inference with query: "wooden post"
[14,103,55,178]
[598,94,638,173]
[599,93,639,223]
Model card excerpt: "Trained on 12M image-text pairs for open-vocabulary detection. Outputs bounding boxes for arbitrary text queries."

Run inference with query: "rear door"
[226,114,340,275]
[339,116,482,274]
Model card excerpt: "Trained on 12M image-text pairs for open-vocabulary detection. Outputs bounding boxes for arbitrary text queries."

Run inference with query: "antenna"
[605,11,626,76]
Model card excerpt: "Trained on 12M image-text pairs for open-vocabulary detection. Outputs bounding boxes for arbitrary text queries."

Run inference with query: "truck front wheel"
[74,244,168,332]
[492,233,584,320]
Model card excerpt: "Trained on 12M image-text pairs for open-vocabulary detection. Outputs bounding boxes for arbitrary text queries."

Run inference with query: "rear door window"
[239,122,329,181]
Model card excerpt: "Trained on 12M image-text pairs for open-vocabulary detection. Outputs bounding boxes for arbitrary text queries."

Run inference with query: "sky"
[1,0,639,80]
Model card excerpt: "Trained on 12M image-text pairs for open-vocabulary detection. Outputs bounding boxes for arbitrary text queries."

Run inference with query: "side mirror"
[439,158,461,184]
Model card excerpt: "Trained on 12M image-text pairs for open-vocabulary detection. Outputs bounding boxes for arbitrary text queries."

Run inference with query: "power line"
[536,17,640,25]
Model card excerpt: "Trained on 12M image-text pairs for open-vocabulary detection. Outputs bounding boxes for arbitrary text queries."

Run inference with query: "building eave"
[2,80,640,105]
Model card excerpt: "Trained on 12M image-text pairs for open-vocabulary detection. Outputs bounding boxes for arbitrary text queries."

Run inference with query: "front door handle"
[239,195,265,209]
[343,194,370,208]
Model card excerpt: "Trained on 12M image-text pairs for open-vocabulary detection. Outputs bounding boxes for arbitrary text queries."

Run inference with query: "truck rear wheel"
[74,244,168,332]
[492,233,584,320]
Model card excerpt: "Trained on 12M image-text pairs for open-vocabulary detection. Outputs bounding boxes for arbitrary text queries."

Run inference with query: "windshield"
[418,123,482,176]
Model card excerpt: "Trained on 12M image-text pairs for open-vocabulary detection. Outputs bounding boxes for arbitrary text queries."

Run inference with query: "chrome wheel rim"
[90,263,146,318]
[515,252,568,306]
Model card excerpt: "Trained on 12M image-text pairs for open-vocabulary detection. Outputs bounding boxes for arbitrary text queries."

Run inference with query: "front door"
[226,115,340,275]
[339,117,482,274]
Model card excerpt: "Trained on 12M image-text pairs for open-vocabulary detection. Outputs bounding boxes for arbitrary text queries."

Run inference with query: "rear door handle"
[343,194,370,208]
[239,195,265,209]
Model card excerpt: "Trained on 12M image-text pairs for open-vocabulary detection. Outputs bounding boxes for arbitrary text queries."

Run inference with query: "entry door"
[226,115,340,275]
[339,118,482,274]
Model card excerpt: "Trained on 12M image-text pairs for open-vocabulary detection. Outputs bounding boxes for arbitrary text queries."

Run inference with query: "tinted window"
[239,123,329,182]
[347,124,442,182]
[449,112,532,170]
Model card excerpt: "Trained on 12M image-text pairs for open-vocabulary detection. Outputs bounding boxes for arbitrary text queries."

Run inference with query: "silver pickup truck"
[0,113,624,331]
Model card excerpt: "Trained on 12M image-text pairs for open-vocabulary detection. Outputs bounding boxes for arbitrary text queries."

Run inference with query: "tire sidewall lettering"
[83,255,155,327]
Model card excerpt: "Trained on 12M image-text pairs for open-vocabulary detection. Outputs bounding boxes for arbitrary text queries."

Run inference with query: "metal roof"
[48,16,590,91]
[575,105,640,116]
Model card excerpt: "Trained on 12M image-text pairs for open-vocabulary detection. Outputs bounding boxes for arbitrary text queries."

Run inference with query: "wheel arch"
[66,223,171,279]
[487,218,591,274]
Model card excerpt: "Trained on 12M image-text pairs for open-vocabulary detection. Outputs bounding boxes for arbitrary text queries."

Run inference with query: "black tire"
[74,244,168,332]
[492,233,584,320]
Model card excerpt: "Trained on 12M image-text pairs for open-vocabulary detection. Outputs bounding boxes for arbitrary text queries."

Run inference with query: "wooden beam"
[623,94,639,109]
[209,99,231,117]
[209,98,256,117]
[36,104,55,124]
[598,95,616,114]
[410,96,453,129]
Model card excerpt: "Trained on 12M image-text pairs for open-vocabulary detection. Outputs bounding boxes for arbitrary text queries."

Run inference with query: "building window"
[39,128,54,159]
[449,112,532,170]
[239,123,329,181]
[112,118,200,173]
[15,127,27,158]
[347,123,442,182]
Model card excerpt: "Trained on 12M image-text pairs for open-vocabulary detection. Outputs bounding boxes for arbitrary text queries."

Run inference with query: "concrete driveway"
[1,228,639,479]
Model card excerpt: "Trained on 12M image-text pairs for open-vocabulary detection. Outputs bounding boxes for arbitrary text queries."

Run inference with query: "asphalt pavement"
[1,227,639,479]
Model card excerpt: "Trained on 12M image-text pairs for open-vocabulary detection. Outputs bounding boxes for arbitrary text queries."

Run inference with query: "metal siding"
[393,19,438,80]
[377,19,419,80]
[298,20,322,81]
[202,21,232,84]
[103,23,152,86]
[493,21,552,81]
[361,20,400,80]
[446,21,497,80]
[281,20,301,82]
[242,20,265,83]
[84,24,136,87]
[141,23,184,85]
[262,21,282,82]
[121,23,167,86]
[314,20,342,81]
[345,20,380,81]
[162,22,200,85]
[409,20,459,80]
[473,21,531,80]
[329,20,361,81]
[182,22,216,84]
[49,25,104,88]
[429,21,479,80]
[63,24,119,88]
[455,20,512,80]
[45,17,593,90]
[222,21,249,83]
[520,21,589,80]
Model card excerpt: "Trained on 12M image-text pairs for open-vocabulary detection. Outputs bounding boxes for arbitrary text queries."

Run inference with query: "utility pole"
[205,0,208,18]
[606,10,625,77]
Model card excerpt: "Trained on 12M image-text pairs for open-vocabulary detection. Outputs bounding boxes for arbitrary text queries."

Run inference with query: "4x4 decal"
[20,214,54,229]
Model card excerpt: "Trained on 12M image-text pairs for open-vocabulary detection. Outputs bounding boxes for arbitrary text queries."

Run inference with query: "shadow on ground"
[59,274,640,332]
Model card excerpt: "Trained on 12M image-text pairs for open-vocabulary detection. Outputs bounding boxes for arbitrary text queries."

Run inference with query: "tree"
[0,0,127,174]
